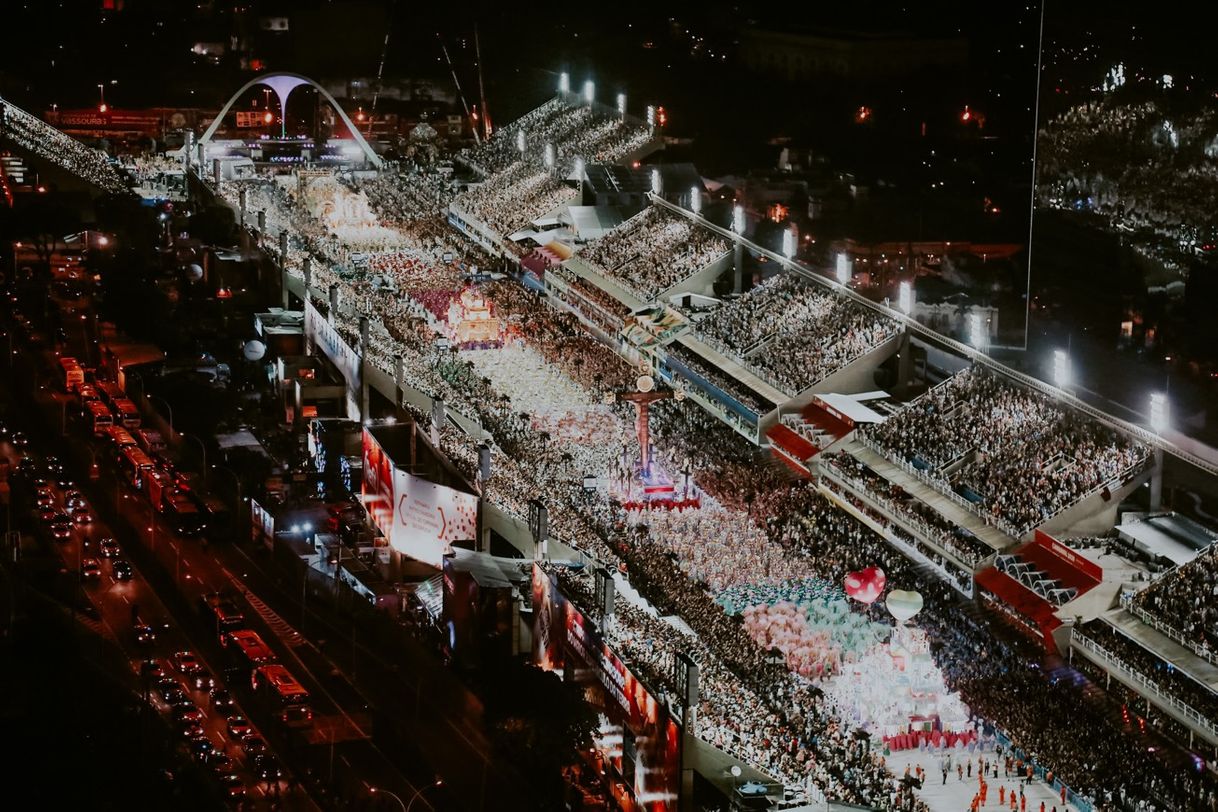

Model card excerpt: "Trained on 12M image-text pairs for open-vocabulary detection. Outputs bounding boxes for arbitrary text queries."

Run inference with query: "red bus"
[222,629,277,669]
[251,664,313,728]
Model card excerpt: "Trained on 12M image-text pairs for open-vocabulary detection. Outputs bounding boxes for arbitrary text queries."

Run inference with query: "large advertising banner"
[361,428,478,567]
[389,467,478,567]
[531,566,681,812]
[362,430,395,543]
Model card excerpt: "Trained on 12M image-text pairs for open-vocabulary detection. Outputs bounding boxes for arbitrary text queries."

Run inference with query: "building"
[739,27,968,82]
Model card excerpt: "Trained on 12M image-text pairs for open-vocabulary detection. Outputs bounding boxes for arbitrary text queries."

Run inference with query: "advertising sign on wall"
[531,565,681,811]
[362,429,478,567]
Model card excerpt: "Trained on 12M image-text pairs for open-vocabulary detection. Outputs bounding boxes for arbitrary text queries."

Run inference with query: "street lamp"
[369,787,406,812]
[407,777,444,812]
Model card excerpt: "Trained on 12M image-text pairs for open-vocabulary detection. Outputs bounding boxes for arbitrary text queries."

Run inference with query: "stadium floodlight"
[617,93,627,116]
[646,105,656,128]
[732,204,746,235]
[651,167,662,196]
[968,312,986,349]
[1150,392,1169,433]
[835,252,851,285]
[1053,350,1070,388]
[544,142,555,168]
[558,72,570,95]
[516,128,526,154]
[573,156,585,179]
[690,186,702,215]
[782,227,796,259]
[898,280,913,315]
[583,80,595,105]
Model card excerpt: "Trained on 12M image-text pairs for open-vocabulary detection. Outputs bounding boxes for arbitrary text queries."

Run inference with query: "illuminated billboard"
[362,428,478,567]
[532,565,682,811]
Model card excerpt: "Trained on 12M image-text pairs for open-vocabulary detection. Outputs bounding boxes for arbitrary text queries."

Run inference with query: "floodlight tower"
[896,280,915,389]
[1149,392,1168,510]
[732,204,746,293]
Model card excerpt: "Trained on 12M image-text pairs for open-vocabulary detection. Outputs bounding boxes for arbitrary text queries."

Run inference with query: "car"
[172,651,203,676]
[208,752,236,775]
[208,688,235,711]
[160,687,189,707]
[240,735,268,757]
[154,677,181,700]
[34,489,55,509]
[140,659,165,680]
[168,696,196,714]
[63,489,86,508]
[178,722,205,739]
[133,623,157,645]
[98,538,120,558]
[10,431,27,448]
[55,474,74,490]
[50,521,72,541]
[172,706,204,726]
[36,506,56,523]
[81,558,102,579]
[112,559,134,580]
[71,505,94,524]
[225,716,252,739]
[189,737,216,762]
[250,755,282,782]
[190,670,216,691]
[281,704,313,728]
[217,773,246,800]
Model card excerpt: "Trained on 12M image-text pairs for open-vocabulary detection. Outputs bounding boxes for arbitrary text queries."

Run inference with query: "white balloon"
[242,340,266,361]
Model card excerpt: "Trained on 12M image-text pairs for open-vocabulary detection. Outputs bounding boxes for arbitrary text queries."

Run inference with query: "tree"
[479,662,598,809]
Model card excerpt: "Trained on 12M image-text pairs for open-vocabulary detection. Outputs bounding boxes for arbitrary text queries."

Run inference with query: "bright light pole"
[898,280,913,315]
[583,80,595,105]
[835,252,851,286]
[1053,350,1071,390]
[690,186,701,215]
[968,312,986,351]
[1149,392,1168,510]
[1149,392,1169,433]
[406,777,444,812]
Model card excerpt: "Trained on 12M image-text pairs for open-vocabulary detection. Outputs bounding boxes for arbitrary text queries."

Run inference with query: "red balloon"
[843,566,886,604]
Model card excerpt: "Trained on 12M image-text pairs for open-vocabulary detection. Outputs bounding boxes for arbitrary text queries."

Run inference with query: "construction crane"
[437,32,481,144]
[371,0,398,115]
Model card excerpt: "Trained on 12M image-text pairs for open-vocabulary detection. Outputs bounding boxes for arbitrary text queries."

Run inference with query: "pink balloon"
[843,566,887,604]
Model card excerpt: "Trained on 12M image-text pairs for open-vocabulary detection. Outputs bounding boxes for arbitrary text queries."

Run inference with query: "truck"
[59,357,85,392]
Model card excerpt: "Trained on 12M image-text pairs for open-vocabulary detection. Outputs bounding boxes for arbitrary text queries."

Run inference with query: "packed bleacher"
[0,98,128,195]
[1073,619,1218,725]
[461,96,653,179]
[1131,544,1218,659]
[860,366,1151,537]
[190,91,1218,812]
[455,163,577,238]
[820,452,995,567]
[662,343,777,418]
[579,205,730,301]
[696,273,899,396]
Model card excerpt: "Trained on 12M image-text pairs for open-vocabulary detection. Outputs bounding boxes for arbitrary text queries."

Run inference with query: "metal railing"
[1072,630,1218,743]
[1119,592,1218,669]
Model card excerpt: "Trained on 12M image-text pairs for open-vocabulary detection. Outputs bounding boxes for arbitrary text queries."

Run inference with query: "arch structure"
[199,72,383,169]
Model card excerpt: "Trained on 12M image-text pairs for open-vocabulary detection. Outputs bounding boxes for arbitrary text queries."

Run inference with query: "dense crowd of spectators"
[1132,545,1218,658]
[1074,620,1218,725]
[860,366,1151,536]
[821,452,995,567]
[663,343,777,418]
[580,205,731,301]
[698,273,900,396]
[0,98,128,194]
[193,96,1218,811]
